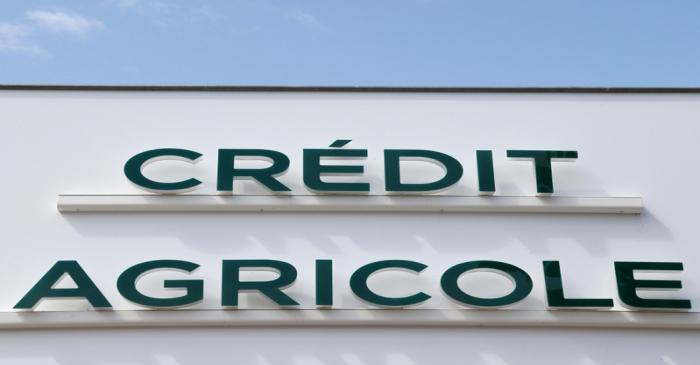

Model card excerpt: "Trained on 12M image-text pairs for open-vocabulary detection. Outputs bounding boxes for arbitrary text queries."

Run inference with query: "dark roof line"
[1,85,700,93]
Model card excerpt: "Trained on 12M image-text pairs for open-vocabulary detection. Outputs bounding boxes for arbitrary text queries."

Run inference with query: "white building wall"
[0,89,697,364]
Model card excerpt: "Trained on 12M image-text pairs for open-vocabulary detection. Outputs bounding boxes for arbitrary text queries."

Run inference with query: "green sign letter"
[350,260,431,307]
[615,261,691,309]
[217,149,291,192]
[117,260,203,308]
[543,261,613,308]
[506,150,578,194]
[124,148,203,194]
[316,259,333,307]
[441,260,532,308]
[476,150,495,194]
[15,261,111,309]
[304,140,370,192]
[221,260,299,307]
[384,150,464,192]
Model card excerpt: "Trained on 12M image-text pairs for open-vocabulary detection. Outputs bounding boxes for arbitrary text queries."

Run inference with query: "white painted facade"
[0,88,698,364]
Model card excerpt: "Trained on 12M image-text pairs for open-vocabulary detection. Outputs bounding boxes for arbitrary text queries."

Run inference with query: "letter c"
[350,260,431,307]
[124,148,202,194]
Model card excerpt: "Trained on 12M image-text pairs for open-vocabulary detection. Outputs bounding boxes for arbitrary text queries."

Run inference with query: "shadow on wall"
[0,326,695,365]
[60,210,672,257]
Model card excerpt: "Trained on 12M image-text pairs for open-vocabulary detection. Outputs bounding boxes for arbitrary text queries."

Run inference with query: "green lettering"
[124,148,202,194]
[316,260,333,307]
[350,260,431,307]
[15,261,111,310]
[217,149,291,192]
[441,260,532,308]
[543,261,613,308]
[117,260,203,308]
[476,150,495,194]
[384,149,463,192]
[303,140,369,192]
[506,150,577,194]
[615,261,691,309]
[221,260,299,307]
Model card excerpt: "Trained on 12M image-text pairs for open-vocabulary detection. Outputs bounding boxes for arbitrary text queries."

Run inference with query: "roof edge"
[1,85,700,93]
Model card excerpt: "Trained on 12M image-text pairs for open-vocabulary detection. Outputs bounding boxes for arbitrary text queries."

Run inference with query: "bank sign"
[11,143,686,313]
[2,90,695,324]
[122,144,575,195]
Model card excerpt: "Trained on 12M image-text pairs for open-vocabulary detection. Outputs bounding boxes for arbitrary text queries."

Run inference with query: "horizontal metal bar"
[0,310,696,330]
[3,85,700,93]
[57,195,643,214]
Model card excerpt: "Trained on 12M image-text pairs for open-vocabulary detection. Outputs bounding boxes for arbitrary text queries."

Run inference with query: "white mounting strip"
[57,194,643,214]
[0,310,695,330]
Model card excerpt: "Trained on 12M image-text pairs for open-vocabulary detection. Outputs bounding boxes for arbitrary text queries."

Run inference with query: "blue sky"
[1,1,699,86]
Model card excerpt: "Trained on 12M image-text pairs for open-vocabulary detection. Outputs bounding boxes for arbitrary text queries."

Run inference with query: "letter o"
[441,260,532,308]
